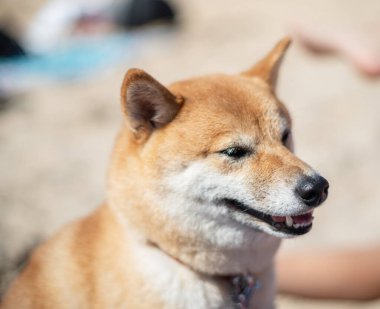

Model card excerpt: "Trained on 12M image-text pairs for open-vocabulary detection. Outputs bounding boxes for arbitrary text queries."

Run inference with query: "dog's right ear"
[121,69,184,140]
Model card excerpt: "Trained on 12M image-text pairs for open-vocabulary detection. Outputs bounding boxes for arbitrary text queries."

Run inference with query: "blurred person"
[277,247,380,300]
[291,20,380,77]
[0,0,177,98]
[23,0,176,54]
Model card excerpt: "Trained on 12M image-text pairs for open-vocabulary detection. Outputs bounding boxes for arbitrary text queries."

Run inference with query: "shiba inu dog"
[2,38,328,309]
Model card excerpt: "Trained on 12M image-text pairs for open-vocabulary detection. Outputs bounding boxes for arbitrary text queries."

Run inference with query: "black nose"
[296,175,329,207]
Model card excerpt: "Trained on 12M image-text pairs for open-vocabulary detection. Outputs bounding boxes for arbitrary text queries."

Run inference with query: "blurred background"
[1,0,380,308]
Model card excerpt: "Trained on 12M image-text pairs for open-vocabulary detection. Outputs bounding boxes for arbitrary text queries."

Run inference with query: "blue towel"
[0,33,136,94]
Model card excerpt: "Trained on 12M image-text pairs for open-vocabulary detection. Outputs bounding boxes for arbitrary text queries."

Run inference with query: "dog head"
[108,38,328,272]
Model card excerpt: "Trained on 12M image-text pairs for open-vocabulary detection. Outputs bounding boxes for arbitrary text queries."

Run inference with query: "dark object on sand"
[117,0,176,28]
[0,29,26,58]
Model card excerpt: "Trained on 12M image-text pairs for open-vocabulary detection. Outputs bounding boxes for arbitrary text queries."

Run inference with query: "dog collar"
[231,274,261,309]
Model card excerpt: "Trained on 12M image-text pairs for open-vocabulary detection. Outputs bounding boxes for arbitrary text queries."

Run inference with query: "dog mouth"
[220,198,313,235]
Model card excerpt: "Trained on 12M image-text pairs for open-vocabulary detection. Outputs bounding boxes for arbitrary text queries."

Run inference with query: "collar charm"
[231,274,261,309]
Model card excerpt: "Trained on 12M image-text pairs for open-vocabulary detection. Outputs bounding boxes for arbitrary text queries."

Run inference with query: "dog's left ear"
[242,37,291,91]
[121,68,184,140]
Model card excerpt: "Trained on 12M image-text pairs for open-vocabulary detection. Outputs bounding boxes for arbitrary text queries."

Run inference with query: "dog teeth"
[285,216,293,227]
[292,222,311,229]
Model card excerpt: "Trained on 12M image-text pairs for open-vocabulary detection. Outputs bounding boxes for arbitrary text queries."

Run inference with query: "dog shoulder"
[2,205,118,308]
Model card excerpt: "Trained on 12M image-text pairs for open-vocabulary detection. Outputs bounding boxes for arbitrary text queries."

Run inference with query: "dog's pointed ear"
[121,69,184,140]
[242,37,291,90]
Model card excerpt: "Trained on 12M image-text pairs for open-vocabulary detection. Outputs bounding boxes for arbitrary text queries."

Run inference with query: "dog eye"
[220,147,250,159]
[281,129,290,145]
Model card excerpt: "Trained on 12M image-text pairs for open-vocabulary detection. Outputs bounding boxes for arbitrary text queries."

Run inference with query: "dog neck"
[149,239,262,309]
[130,233,276,309]
[109,202,278,309]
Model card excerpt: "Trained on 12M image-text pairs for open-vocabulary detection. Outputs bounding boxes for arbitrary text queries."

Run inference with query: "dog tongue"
[292,212,313,224]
